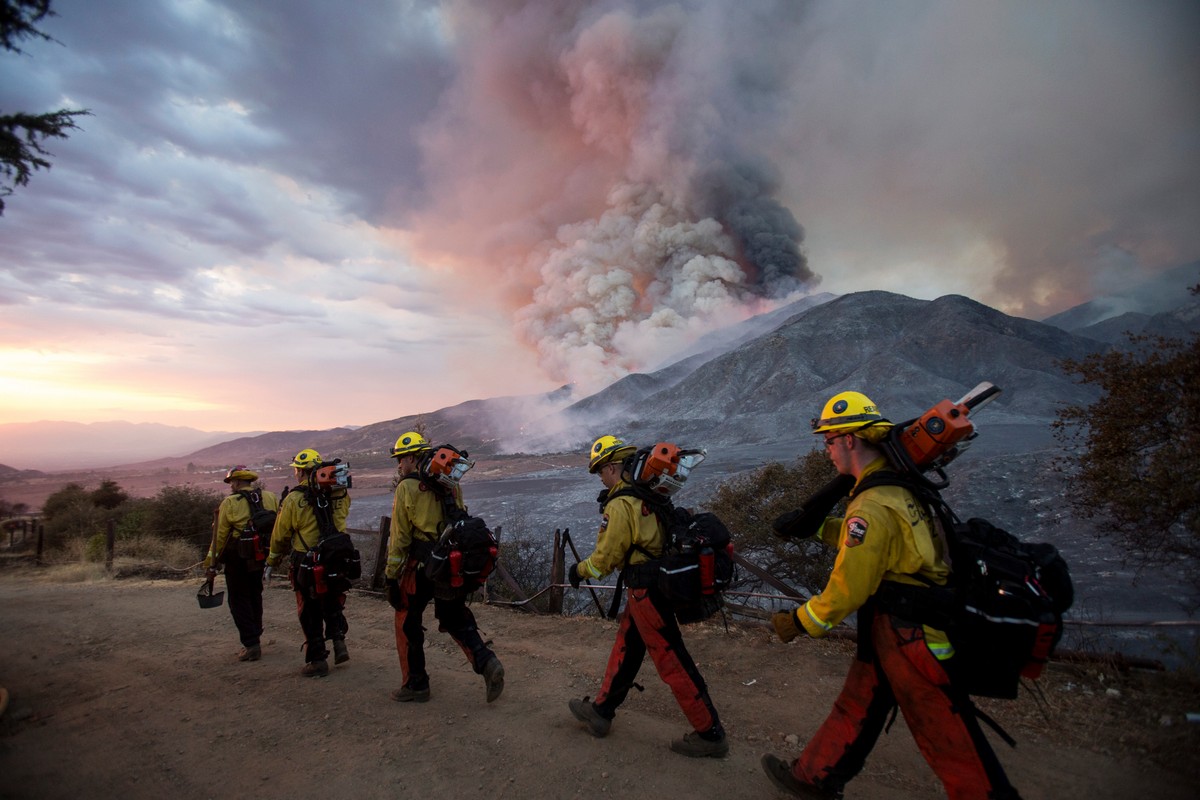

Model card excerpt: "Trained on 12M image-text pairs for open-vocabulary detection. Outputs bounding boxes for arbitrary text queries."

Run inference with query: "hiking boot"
[390,685,431,703]
[760,754,842,799]
[483,656,505,703]
[300,660,329,678]
[332,638,349,665]
[237,644,261,662]
[670,731,729,759]
[568,697,611,738]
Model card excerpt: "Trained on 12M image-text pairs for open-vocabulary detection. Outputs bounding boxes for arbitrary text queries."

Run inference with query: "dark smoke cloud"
[412,0,817,390]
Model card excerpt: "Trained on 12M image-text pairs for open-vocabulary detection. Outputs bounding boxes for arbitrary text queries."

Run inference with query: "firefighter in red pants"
[265,448,352,678]
[383,431,504,704]
[762,392,1021,800]
[567,435,728,759]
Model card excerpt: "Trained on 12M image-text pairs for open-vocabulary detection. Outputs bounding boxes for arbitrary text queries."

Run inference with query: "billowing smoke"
[413,0,816,392]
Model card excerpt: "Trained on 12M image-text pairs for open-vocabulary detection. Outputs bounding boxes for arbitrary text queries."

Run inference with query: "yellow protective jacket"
[386,476,464,579]
[205,489,279,568]
[799,458,954,658]
[576,481,664,581]
[266,485,350,567]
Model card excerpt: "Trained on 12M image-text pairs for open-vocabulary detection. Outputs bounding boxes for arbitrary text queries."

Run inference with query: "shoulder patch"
[844,516,869,548]
[600,514,610,532]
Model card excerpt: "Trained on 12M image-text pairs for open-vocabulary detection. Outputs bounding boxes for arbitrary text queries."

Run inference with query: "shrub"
[84,533,107,562]
[138,484,224,551]
[706,448,843,600]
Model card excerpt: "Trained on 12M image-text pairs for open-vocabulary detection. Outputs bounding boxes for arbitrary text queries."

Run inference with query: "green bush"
[84,532,107,562]
[137,484,223,551]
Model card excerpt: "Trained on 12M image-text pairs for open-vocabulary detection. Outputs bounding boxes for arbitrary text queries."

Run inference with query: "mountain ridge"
[8,264,1196,473]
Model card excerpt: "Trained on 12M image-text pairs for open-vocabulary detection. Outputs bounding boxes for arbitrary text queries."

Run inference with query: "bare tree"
[1053,285,1200,590]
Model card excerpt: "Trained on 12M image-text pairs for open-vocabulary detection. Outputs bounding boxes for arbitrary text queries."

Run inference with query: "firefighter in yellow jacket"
[384,431,504,704]
[761,392,1021,800]
[567,435,727,758]
[204,466,278,662]
[265,448,351,678]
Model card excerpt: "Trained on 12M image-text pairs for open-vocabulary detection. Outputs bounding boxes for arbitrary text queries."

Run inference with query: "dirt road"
[0,571,1195,799]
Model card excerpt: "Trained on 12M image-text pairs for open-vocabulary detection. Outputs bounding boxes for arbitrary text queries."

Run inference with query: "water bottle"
[699,547,715,595]
[449,549,464,588]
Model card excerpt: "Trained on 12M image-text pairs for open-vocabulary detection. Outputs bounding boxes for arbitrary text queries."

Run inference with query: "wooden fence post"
[371,515,391,590]
[105,519,115,571]
[548,529,564,614]
[36,521,44,565]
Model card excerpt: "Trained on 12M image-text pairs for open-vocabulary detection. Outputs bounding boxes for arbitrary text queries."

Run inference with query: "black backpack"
[294,487,361,597]
[233,490,275,564]
[417,477,499,599]
[855,472,1074,699]
[610,487,736,624]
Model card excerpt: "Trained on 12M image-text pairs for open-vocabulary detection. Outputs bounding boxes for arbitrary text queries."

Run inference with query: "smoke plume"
[413,0,815,391]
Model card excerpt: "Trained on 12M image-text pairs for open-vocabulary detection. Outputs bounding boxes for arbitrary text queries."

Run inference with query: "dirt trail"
[0,571,1195,800]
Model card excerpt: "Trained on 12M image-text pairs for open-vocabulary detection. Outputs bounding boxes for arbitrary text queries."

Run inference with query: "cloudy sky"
[2,0,1197,433]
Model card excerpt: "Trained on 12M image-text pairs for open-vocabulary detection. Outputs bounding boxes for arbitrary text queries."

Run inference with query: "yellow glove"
[772,609,802,643]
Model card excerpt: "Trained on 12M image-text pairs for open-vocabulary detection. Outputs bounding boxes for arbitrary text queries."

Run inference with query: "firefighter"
[204,466,278,662]
[761,392,1021,799]
[567,435,728,758]
[384,431,504,704]
[264,448,352,678]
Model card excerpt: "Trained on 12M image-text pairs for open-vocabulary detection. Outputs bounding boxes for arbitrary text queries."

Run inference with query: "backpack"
[413,444,500,599]
[855,471,1074,699]
[652,504,736,624]
[607,443,735,624]
[294,485,361,597]
[234,490,275,564]
[424,512,500,599]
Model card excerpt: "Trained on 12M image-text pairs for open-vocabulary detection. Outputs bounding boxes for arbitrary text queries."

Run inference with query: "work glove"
[567,562,582,589]
[263,565,273,584]
[205,566,219,579]
[771,509,804,539]
[772,609,802,643]
[772,474,857,539]
[385,578,404,612]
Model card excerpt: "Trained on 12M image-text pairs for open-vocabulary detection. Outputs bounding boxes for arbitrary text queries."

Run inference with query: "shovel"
[197,575,225,609]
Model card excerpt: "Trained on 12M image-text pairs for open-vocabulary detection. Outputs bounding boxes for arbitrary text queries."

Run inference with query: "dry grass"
[975,659,1200,781]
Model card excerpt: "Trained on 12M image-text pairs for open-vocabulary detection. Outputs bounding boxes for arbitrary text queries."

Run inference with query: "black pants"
[223,554,263,648]
[290,555,348,663]
[394,566,494,690]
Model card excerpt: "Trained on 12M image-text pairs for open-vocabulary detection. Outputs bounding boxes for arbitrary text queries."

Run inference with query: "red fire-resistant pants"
[791,612,1020,799]
[593,586,722,736]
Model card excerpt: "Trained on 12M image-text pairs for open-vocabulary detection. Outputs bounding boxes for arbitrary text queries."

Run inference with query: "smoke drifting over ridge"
[413,1,814,391]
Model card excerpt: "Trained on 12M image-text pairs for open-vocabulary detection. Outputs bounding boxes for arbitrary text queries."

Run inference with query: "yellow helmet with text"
[588,435,637,474]
[811,391,892,435]
[289,448,322,470]
[391,431,432,459]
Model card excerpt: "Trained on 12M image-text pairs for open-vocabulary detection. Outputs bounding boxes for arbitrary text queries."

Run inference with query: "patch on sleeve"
[600,514,610,532]
[844,517,868,548]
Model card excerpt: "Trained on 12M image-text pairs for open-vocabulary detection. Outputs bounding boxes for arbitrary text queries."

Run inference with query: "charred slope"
[564,291,1109,447]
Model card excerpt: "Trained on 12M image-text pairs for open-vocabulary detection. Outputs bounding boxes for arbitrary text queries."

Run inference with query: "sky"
[1,0,1197,433]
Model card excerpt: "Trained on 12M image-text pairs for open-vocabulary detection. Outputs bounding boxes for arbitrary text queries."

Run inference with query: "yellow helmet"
[223,465,258,484]
[290,448,322,469]
[391,431,432,459]
[812,391,890,434]
[588,435,637,474]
